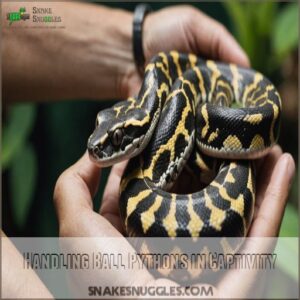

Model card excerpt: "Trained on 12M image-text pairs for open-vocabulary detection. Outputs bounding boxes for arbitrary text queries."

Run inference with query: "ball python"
[88,51,281,238]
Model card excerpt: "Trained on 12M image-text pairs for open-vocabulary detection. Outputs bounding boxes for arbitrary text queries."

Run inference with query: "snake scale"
[88,51,281,238]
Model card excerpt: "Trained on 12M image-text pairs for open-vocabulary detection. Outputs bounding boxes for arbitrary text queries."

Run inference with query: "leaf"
[255,2,277,36]
[223,1,248,46]
[273,3,299,58]
[222,1,255,65]
[279,203,298,237]
[2,104,36,170]
[275,203,298,281]
[9,143,37,229]
[275,238,298,280]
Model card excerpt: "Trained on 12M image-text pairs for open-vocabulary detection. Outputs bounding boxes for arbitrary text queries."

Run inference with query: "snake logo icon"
[7,7,30,26]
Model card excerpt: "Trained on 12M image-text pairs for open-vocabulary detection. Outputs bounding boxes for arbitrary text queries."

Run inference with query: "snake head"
[87,103,152,167]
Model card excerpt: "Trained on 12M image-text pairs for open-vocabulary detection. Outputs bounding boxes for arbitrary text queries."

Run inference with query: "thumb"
[53,151,101,225]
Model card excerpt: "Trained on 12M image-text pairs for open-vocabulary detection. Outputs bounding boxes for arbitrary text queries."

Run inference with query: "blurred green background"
[2,0,298,288]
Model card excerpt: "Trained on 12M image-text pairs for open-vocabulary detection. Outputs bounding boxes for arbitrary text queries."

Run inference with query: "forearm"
[2,231,54,298]
[2,2,134,103]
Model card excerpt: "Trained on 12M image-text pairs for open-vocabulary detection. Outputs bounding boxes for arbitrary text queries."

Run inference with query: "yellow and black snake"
[88,51,281,238]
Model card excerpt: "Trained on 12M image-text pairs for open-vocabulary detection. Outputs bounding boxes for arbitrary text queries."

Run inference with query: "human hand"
[54,154,178,296]
[143,6,249,66]
[53,145,294,297]
[123,5,250,97]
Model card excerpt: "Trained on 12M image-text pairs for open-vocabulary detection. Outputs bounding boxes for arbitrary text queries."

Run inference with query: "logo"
[7,7,30,26]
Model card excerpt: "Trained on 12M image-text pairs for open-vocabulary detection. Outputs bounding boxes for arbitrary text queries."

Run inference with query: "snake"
[87,51,281,238]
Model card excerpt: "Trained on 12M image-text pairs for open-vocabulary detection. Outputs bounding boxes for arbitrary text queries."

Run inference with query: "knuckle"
[180,4,196,12]
[53,170,69,205]
[100,195,113,213]
[257,213,272,228]
[265,186,283,201]
[209,23,228,58]
[53,179,61,205]
[212,23,227,44]
[113,162,127,178]
[58,221,71,237]
[180,5,198,23]
[217,23,227,34]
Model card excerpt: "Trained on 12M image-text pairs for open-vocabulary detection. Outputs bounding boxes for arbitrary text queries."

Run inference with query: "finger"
[53,152,124,238]
[100,160,128,231]
[2,234,53,299]
[216,153,295,297]
[248,153,295,237]
[191,10,250,66]
[254,145,283,209]
[73,151,101,197]
[53,151,101,224]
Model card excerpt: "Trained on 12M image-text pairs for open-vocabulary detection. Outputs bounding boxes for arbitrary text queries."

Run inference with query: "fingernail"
[281,153,295,186]
[272,144,282,154]
[228,33,251,67]
[234,44,250,67]
[286,154,295,186]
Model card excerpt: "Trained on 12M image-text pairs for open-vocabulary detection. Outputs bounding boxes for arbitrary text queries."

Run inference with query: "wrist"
[109,8,137,99]
[141,10,155,65]
[132,4,152,75]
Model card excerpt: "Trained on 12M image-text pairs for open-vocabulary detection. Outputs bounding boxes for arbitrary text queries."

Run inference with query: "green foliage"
[9,143,37,228]
[2,104,36,170]
[279,203,299,237]
[275,237,298,280]
[223,1,256,64]
[255,2,277,37]
[278,202,298,280]
[2,104,37,228]
[223,1,298,74]
[273,3,299,60]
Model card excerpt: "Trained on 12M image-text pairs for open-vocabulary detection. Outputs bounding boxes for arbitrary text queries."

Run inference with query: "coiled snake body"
[88,51,281,238]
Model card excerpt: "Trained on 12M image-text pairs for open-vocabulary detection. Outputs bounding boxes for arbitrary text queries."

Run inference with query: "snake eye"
[95,118,100,127]
[111,128,124,147]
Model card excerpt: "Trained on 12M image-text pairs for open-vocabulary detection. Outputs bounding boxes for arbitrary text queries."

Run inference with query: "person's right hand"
[122,5,249,97]
[143,5,249,65]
